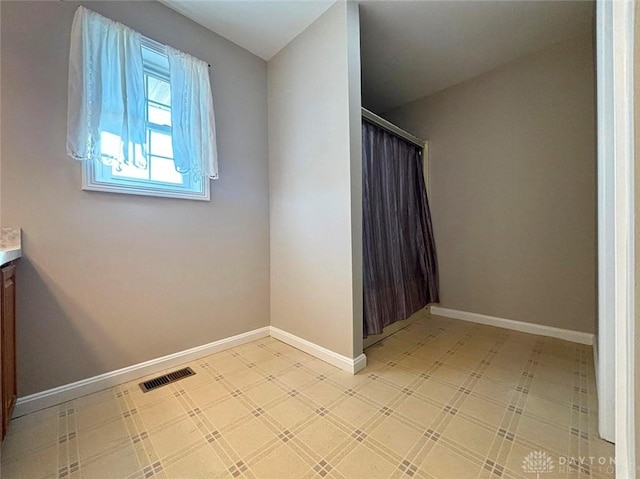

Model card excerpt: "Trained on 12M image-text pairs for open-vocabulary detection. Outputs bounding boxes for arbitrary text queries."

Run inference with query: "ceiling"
[160,1,594,113]
[160,0,335,60]
[360,1,594,113]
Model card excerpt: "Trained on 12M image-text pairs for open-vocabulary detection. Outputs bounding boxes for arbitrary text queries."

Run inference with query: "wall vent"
[139,367,195,393]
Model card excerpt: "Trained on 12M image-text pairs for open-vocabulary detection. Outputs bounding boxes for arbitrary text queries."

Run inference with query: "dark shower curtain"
[362,119,439,337]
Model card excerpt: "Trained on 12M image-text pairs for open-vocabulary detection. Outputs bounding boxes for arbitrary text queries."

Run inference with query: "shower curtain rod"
[361,107,425,149]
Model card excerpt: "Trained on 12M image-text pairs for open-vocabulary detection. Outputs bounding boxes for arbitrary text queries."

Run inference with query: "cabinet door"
[1,263,16,440]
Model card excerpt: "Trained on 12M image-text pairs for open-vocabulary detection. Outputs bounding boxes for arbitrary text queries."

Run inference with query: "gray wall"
[268,2,363,359]
[1,1,270,396]
[386,35,597,333]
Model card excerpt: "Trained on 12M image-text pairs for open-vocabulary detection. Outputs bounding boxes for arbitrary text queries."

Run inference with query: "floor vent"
[139,367,195,393]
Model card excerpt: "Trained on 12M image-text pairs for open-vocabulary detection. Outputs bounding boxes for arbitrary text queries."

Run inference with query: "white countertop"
[0,228,21,266]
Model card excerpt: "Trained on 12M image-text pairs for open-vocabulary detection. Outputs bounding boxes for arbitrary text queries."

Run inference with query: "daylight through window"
[66,7,217,201]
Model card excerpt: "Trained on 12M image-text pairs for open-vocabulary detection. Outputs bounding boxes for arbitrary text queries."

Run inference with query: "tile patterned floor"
[1,312,615,479]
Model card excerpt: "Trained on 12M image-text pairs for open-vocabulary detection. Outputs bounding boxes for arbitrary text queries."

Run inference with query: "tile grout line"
[57,401,79,479]
[478,335,545,479]
[117,386,169,479]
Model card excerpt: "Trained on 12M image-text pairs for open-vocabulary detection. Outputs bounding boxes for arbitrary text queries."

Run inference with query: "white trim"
[13,327,270,418]
[596,0,617,444]
[430,307,594,345]
[82,160,210,202]
[611,0,636,475]
[352,354,367,374]
[593,338,599,402]
[269,327,367,374]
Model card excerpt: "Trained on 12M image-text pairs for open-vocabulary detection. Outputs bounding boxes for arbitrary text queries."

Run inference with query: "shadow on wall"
[16,237,133,397]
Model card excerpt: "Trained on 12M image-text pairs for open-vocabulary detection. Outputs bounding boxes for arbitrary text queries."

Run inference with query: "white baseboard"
[13,326,271,418]
[593,337,599,391]
[269,327,367,374]
[14,325,369,417]
[430,306,594,346]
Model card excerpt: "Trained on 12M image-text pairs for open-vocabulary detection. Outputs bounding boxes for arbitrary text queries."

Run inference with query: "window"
[67,7,217,201]
[83,39,208,200]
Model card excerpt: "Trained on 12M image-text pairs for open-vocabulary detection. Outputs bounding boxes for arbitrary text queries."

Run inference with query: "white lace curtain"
[66,6,218,179]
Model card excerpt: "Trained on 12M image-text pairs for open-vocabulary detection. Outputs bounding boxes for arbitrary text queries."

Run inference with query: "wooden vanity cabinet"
[1,262,16,441]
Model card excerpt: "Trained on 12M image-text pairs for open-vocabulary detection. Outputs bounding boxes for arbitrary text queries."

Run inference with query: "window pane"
[147,76,171,106]
[112,162,150,180]
[150,157,183,184]
[149,130,173,158]
[100,131,123,160]
[141,46,170,73]
[148,103,171,127]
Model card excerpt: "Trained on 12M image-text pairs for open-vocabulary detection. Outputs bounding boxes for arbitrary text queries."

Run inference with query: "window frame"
[82,37,211,202]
